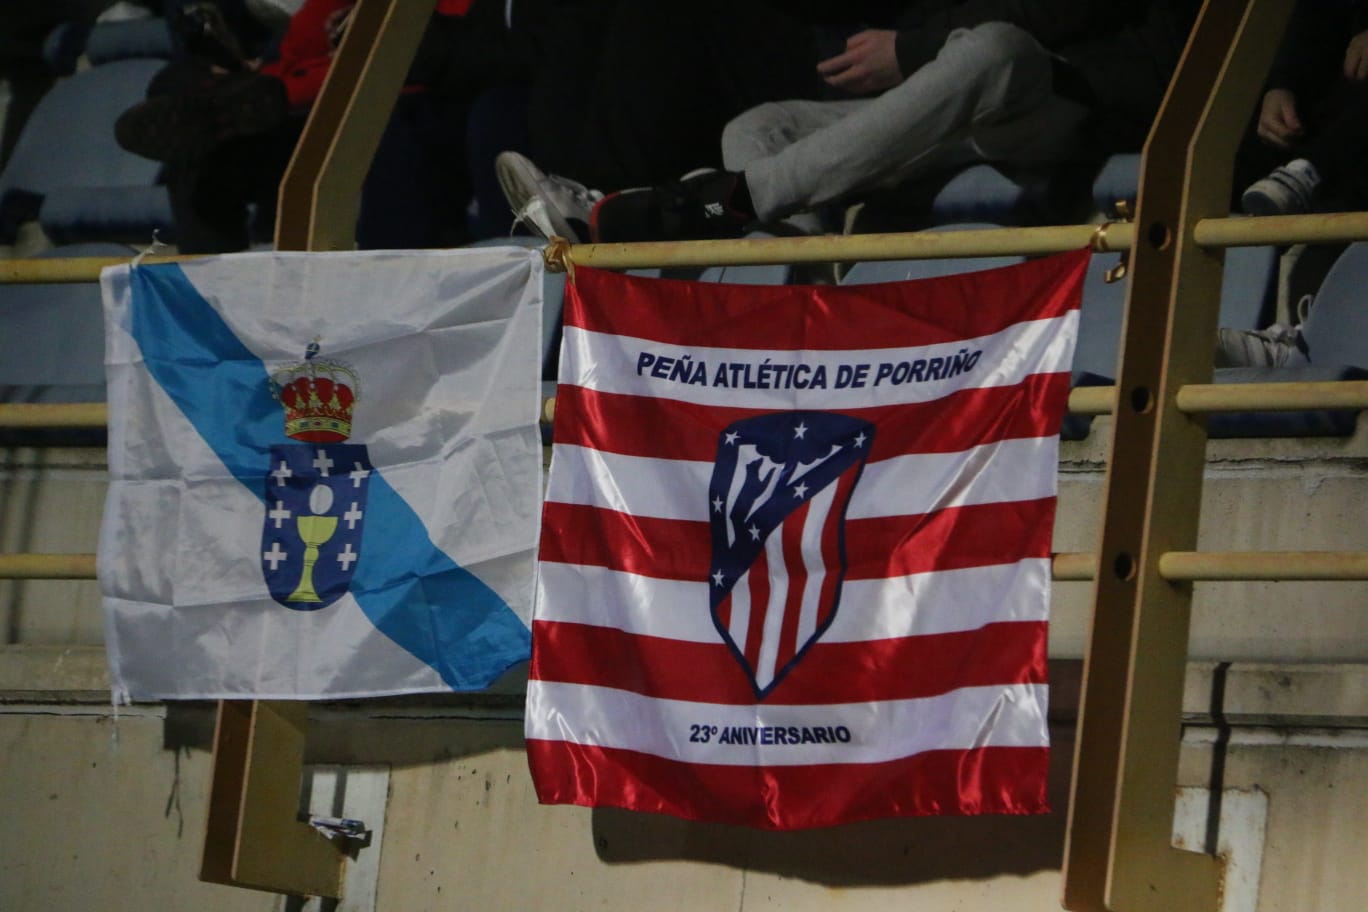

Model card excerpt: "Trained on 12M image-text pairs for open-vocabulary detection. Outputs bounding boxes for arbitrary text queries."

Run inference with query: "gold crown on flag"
[269,339,360,443]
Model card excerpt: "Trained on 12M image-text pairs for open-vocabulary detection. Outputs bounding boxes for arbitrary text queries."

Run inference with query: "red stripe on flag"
[525,740,1050,828]
[552,372,1072,461]
[564,250,1087,351]
[529,620,1048,705]
[851,497,1057,578]
[539,498,1055,582]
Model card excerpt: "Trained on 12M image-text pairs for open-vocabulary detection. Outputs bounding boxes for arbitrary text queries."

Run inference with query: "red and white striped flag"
[528,250,1087,829]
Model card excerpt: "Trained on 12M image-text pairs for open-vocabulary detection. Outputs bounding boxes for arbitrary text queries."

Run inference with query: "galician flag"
[98,248,543,701]
[528,250,1087,829]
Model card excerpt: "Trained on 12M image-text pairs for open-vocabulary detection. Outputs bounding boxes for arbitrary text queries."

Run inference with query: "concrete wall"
[3,420,1367,911]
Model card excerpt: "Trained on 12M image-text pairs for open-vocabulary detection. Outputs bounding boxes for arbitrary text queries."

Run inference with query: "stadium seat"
[0,59,173,245]
[0,243,132,443]
[1202,242,1368,438]
[1091,153,1141,216]
[1065,245,1278,439]
[43,16,174,69]
[1298,241,1368,369]
[840,223,1025,285]
[698,231,792,285]
[849,164,1086,233]
[1073,244,1278,385]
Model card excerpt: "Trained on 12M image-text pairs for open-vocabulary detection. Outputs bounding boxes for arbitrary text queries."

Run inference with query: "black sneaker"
[590,169,754,243]
[114,71,289,163]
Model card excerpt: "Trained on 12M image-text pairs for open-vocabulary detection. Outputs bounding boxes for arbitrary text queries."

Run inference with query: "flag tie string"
[542,236,576,282]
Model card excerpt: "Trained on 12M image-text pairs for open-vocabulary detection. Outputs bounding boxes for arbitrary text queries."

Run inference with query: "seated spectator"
[114,0,519,251]
[1239,0,1368,216]
[495,0,857,241]
[502,0,1199,243]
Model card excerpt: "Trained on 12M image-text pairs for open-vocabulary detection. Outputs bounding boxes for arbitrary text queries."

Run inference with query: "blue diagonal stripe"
[127,264,530,691]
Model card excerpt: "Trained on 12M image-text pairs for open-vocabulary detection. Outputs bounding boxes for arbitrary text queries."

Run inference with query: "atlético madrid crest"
[262,342,371,611]
[708,411,874,698]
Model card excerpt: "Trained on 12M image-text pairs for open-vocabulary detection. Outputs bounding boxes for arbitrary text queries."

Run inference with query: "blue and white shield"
[260,443,372,611]
[707,411,874,697]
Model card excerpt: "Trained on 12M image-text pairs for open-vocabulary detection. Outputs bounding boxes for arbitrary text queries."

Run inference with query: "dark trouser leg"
[529,0,826,192]
[356,93,471,250]
[1299,79,1368,204]
[168,117,301,253]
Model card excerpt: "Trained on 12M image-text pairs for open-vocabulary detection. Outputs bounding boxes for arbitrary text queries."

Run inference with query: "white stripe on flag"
[561,311,1078,409]
[535,558,1050,644]
[525,680,1050,766]
[546,436,1059,522]
[755,526,790,690]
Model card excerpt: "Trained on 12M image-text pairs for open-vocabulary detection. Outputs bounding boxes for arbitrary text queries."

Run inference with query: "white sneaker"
[1215,323,1308,367]
[495,151,603,242]
[1241,158,1321,216]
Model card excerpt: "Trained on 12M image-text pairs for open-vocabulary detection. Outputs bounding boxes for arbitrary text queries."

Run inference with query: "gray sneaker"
[1241,158,1321,216]
[496,151,603,243]
[1215,323,1308,367]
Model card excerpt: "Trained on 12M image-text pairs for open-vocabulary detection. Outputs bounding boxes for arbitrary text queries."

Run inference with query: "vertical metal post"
[200,0,436,896]
[1061,1,1293,910]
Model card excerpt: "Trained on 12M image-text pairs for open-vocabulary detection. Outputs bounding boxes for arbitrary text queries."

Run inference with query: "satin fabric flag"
[99,248,542,701]
[528,249,1088,829]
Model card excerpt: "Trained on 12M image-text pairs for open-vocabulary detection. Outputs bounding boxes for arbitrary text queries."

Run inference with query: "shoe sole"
[496,151,579,241]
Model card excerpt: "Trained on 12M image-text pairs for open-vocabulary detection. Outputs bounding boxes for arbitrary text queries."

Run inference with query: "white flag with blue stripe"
[98,248,542,701]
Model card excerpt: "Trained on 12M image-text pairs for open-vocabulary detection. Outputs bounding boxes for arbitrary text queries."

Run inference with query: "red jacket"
[259,0,475,109]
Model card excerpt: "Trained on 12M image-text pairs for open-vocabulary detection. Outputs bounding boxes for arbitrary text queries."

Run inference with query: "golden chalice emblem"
[288,483,338,603]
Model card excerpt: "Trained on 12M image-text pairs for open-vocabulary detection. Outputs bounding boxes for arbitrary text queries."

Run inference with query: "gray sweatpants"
[722,22,1090,222]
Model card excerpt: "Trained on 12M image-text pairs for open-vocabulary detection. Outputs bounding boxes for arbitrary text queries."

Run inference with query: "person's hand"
[1256,88,1302,148]
[1345,30,1368,81]
[816,29,902,95]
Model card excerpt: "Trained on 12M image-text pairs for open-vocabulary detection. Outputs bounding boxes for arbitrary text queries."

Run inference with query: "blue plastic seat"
[1091,154,1141,217]
[841,224,1025,285]
[1073,244,1278,385]
[1299,242,1368,369]
[698,231,792,285]
[0,59,173,245]
[0,243,133,444]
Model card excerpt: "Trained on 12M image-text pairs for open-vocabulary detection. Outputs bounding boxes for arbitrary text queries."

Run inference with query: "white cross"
[313,449,335,476]
[343,502,363,530]
[262,541,287,571]
[337,543,358,571]
[349,461,370,488]
[270,460,293,486]
[268,500,292,528]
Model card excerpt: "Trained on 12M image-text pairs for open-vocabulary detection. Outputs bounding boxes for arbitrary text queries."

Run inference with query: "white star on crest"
[748,525,760,541]
[793,481,809,499]
[712,568,725,587]
[712,495,724,513]
[724,431,739,445]
[793,421,808,439]
[854,431,867,448]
